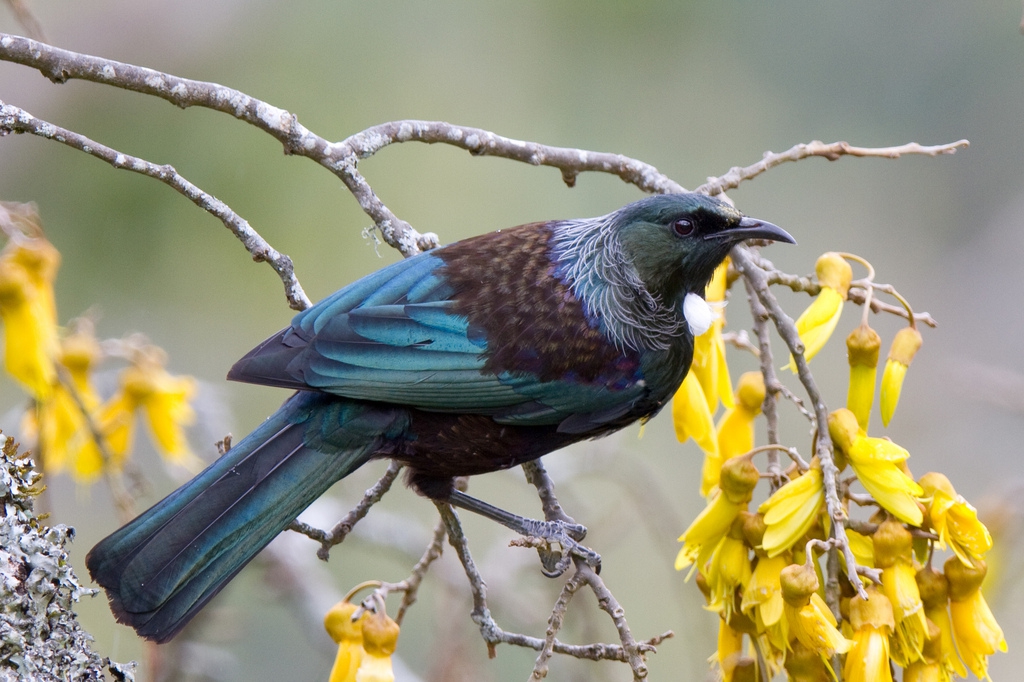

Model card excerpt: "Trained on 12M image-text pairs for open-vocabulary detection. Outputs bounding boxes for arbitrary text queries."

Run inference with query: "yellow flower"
[945,557,1006,680]
[903,618,946,682]
[880,326,923,427]
[874,519,928,667]
[355,609,400,682]
[676,455,760,573]
[787,252,853,372]
[845,528,875,569]
[828,408,924,526]
[919,472,992,568]
[917,565,967,679]
[0,256,57,398]
[672,371,718,461]
[691,259,734,412]
[780,562,852,671]
[742,554,789,653]
[701,372,765,495]
[706,519,753,619]
[846,324,880,431]
[843,586,895,682]
[99,348,198,469]
[784,639,831,682]
[325,601,365,682]
[758,460,824,558]
[712,616,744,682]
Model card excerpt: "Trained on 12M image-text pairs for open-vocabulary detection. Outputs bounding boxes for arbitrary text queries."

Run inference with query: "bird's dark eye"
[671,219,694,237]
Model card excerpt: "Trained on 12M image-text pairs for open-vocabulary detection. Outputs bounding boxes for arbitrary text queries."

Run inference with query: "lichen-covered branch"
[0,434,135,680]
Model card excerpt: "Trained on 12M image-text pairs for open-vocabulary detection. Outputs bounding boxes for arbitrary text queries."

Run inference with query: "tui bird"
[86,192,794,642]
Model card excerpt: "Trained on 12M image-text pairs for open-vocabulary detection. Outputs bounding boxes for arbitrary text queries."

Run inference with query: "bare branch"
[0,33,687,259]
[0,99,312,310]
[395,518,447,625]
[696,139,969,196]
[754,253,938,328]
[287,461,404,559]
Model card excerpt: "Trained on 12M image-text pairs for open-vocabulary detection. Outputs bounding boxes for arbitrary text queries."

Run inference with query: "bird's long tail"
[86,391,406,643]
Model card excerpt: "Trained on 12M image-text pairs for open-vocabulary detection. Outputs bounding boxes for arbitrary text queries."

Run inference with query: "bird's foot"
[446,489,601,577]
[516,517,601,577]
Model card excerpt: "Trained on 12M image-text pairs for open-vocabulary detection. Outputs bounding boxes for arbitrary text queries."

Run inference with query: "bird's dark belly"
[385,394,669,499]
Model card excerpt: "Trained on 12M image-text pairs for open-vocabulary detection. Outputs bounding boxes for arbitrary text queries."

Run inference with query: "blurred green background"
[2,2,1024,680]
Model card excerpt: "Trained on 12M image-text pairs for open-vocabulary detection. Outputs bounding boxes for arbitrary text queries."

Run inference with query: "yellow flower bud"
[719,455,760,505]
[324,601,364,682]
[846,324,880,431]
[780,562,819,605]
[815,252,853,297]
[872,518,913,569]
[356,609,400,682]
[944,555,986,601]
[880,326,923,426]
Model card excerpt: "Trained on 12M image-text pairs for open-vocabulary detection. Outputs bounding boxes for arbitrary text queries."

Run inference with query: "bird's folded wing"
[229,251,648,427]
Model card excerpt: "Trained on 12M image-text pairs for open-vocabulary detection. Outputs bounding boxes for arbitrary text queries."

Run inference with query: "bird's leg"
[446,489,601,577]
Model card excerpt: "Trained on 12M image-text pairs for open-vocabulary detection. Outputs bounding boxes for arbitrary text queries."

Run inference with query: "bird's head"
[614,193,795,305]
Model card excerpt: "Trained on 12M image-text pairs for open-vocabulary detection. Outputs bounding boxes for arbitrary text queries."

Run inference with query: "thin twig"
[0,99,311,310]
[395,518,447,625]
[696,139,969,196]
[755,253,937,328]
[743,267,783,483]
[287,460,404,559]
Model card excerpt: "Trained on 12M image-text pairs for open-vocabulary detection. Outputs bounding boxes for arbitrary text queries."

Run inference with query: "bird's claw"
[524,519,601,577]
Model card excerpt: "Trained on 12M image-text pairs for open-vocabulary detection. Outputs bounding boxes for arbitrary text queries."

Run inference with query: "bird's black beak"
[707,216,796,245]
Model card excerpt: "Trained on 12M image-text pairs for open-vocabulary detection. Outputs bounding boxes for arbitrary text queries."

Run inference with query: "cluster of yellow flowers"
[674,256,1005,681]
[0,204,197,483]
[324,595,401,682]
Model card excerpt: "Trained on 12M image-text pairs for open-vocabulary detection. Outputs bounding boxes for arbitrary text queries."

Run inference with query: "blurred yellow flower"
[676,456,760,573]
[828,408,923,526]
[758,460,824,558]
[99,348,198,469]
[845,324,880,431]
[843,586,895,682]
[787,252,853,372]
[691,259,734,413]
[880,326,922,427]
[919,472,992,569]
[0,248,58,398]
[945,557,1006,681]
[325,601,365,682]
